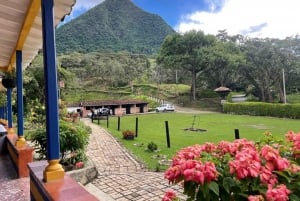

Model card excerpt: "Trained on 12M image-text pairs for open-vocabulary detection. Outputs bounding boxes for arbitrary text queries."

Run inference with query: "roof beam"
[7,0,40,71]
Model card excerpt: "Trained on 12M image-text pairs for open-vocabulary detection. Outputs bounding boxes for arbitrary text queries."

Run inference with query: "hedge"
[223,102,300,119]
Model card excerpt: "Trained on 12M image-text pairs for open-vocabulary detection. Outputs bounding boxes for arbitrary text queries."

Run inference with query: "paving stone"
[82,118,185,201]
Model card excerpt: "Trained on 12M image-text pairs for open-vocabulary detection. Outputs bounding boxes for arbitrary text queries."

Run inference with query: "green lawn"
[97,112,300,171]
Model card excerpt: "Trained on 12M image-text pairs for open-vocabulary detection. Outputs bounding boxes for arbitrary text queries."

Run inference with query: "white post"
[282,69,287,104]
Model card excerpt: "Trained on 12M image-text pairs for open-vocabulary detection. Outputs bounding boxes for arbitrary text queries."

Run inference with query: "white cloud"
[60,0,104,24]
[73,0,104,11]
[176,0,300,39]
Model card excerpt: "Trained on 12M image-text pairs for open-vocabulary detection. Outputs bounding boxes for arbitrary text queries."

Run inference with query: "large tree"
[202,40,245,89]
[240,38,292,102]
[157,30,216,100]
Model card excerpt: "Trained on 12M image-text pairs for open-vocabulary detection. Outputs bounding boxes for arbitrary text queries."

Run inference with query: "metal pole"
[234,129,240,139]
[117,116,120,131]
[135,117,138,137]
[106,115,109,128]
[165,121,170,148]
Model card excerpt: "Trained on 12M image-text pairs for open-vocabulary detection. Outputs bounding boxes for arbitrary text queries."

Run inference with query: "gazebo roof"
[0,0,75,73]
[214,86,231,92]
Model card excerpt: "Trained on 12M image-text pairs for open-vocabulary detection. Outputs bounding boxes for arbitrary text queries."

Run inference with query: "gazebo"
[214,86,231,100]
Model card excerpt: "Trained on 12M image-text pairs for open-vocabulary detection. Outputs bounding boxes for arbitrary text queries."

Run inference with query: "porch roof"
[0,0,75,73]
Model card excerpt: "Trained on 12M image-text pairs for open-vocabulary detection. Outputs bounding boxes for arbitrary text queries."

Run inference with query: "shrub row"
[223,102,300,119]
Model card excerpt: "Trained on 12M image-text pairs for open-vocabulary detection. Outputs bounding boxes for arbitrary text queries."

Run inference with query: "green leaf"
[275,171,292,183]
[208,181,219,196]
[223,177,235,193]
[289,194,300,201]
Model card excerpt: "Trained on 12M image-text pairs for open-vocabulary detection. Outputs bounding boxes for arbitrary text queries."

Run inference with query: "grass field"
[98,112,300,171]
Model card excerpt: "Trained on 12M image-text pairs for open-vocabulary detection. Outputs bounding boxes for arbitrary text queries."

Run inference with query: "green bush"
[31,119,90,164]
[223,102,300,119]
[197,89,219,98]
[147,142,158,152]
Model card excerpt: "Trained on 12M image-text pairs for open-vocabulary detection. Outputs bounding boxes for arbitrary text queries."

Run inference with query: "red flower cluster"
[165,143,219,184]
[266,185,291,201]
[164,133,300,201]
[286,131,300,158]
[162,190,177,201]
[229,148,261,179]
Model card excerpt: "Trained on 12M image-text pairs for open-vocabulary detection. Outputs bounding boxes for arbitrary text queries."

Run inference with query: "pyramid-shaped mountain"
[56,0,175,55]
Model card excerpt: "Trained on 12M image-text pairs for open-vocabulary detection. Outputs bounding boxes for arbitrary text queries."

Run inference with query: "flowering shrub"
[163,131,300,201]
[122,130,135,139]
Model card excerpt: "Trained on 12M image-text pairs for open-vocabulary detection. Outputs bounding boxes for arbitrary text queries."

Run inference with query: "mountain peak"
[56,0,175,55]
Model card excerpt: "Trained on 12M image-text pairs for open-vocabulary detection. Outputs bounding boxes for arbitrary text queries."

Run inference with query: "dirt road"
[173,104,217,114]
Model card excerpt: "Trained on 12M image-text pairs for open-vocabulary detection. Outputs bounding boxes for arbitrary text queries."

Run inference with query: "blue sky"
[63,0,300,39]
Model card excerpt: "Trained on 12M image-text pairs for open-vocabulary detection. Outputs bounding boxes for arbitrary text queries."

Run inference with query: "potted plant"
[2,69,16,89]
[122,130,135,140]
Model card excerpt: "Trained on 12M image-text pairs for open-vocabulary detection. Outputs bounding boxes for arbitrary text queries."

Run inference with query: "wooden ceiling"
[0,0,76,72]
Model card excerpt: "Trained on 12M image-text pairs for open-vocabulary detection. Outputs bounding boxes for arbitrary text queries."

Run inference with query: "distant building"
[231,94,247,102]
[67,99,148,117]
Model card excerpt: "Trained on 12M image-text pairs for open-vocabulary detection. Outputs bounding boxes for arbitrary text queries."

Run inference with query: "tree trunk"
[192,68,196,101]
[260,86,265,102]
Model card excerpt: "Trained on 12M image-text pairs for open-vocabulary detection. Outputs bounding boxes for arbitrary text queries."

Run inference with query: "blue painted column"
[16,50,24,137]
[7,88,12,128]
[4,103,8,119]
[41,0,64,181]
[0,107,3,118]
[15,50,26,147]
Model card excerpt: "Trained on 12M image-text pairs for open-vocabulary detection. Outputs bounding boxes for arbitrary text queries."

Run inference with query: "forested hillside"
[56,0,175,55]
[58,52,150,89]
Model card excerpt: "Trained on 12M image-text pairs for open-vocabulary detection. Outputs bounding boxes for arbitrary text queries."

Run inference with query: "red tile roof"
[68,99,148,107]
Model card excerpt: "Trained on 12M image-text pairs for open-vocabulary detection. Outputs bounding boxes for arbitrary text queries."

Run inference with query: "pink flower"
[200,142,217,153]
[218,141,238,155]
[260,166,278,186]
[203,162,218,182]
[165,165,181,183]
[261,145,280,161]
[288,163,300,173]
[248,195,264,201]
[275,158,289,171]
[285,130,296,142]
[260,145,290,171]
[162,190,177,201]
[285,131,300,158]
[234,139,256,151]
[229,148,261,179]
[181,160,217,184]
[75,161,84,169]
[266,185,291,201]
[172,145,203,166]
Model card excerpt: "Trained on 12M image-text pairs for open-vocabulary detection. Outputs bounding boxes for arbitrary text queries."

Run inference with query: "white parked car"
[156,104,175,112]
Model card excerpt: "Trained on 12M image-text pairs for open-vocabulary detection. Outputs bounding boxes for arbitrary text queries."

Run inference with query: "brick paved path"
[82,118,185,201]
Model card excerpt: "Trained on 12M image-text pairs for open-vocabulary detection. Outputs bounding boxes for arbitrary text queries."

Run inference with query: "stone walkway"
[0,154,30,201]
[82,118,185,201]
